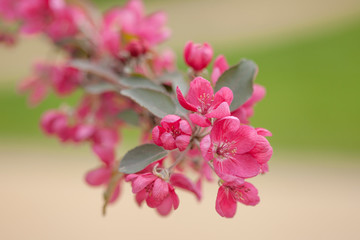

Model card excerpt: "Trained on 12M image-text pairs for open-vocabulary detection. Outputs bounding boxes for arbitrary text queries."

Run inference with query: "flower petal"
[189,113,211,127]
[160,132,176,150]
[176,86,197,111]
[210,116,240,144]
[205,101,231,119]
[170,173,202,200]
[85,166,112,186]
[215,185,237,218]
[175,135,191,151]
[213,86,233,106]
[214,154,260,179]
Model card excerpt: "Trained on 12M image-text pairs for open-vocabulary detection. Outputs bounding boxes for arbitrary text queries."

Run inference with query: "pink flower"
[250,128,273,167]
[216,181,260,218]
[18,62,54,106]
[40,110,73,141]
[45,6,80,41]
[52,65,81,95]
[152,115,192,151]
[231,84,266,124]
[126,172,179,216]
[101,0,169,56]
[184,41,213,71]
[211,55,229,85]
[125,39,148,57]
[152,49,176,76]
[90,128,119,164]
[0,0,20,21]
[176,77,233,127]
[72,124,95,142]
[200,116,260,180]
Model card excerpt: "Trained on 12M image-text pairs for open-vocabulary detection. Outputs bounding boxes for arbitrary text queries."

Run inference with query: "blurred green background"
[1,0,359,155]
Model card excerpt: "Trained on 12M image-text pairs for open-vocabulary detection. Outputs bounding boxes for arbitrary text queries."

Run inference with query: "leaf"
[119,74,165,92]
[215,59,258,111]
[83,81,116,94]
[72,60,165,92]
[121,88,176,118]
[71,59,121,84]
[159,72,188,94]
[118,144,168,174]
[118,109,139,126]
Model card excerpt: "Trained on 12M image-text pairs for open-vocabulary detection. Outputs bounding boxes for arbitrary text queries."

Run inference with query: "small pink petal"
[189,113,211,127]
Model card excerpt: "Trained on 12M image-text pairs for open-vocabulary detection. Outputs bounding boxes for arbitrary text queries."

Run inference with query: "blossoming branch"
[0,0,273,218]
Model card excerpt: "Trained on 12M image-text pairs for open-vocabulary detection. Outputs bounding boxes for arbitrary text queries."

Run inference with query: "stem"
[168,147,190,172]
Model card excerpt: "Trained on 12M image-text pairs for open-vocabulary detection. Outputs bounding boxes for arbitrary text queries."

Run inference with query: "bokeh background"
[1,0,360,239]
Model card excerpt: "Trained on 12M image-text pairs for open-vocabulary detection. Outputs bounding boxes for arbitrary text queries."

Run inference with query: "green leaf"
[159,72,188,94]
[71,59,121,84]
[119,144,168,174]
[121,88,176,118]
[72,60,165,93]
[215,59,257,111]
[118,109,139,126]
[119,74,166,92]
[83,81,116,94]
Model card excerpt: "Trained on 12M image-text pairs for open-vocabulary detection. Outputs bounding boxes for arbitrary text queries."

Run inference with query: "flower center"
[198,93,213,114]
[214,139,237,160]
[164,125,182,138]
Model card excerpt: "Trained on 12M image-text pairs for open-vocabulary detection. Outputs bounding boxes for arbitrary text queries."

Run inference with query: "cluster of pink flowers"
[1,0,273,218]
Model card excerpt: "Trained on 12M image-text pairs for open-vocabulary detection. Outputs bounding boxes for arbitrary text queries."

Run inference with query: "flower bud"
[184,41,213,71]
[152,115,192,151]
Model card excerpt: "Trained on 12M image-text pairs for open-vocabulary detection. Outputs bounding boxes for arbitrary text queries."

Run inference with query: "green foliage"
[215,59,257,111]
[118,144,168,173]
[121,88,176,118]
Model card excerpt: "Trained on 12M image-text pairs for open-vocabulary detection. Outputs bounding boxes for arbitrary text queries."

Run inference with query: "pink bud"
[184,41,213,71]
[152,115,192,151]
[126,39,148,57]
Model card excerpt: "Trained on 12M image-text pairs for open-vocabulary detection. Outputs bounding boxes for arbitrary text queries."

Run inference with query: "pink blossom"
[40,110,66,134]
[126,172,179,216]
[126,39,148,57]
[250,128,273,167]
[216,181,260,218]
[40,110,73,141]
[72,124,95,142]
[201,117,273,181]
[152,49,176,76]
[52,65,81,95]
[92,144,115,166]
[18,62,54,106]
[231,84,266,124]
[101,0,169,56]
[45,6,80,41]
[184,41,213,71]
[91,126,119,143]
[152,115,192,151]
[176,77,233,127]
[0,0,20,21]
[211,55,229,85]
[200,116,259,180]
